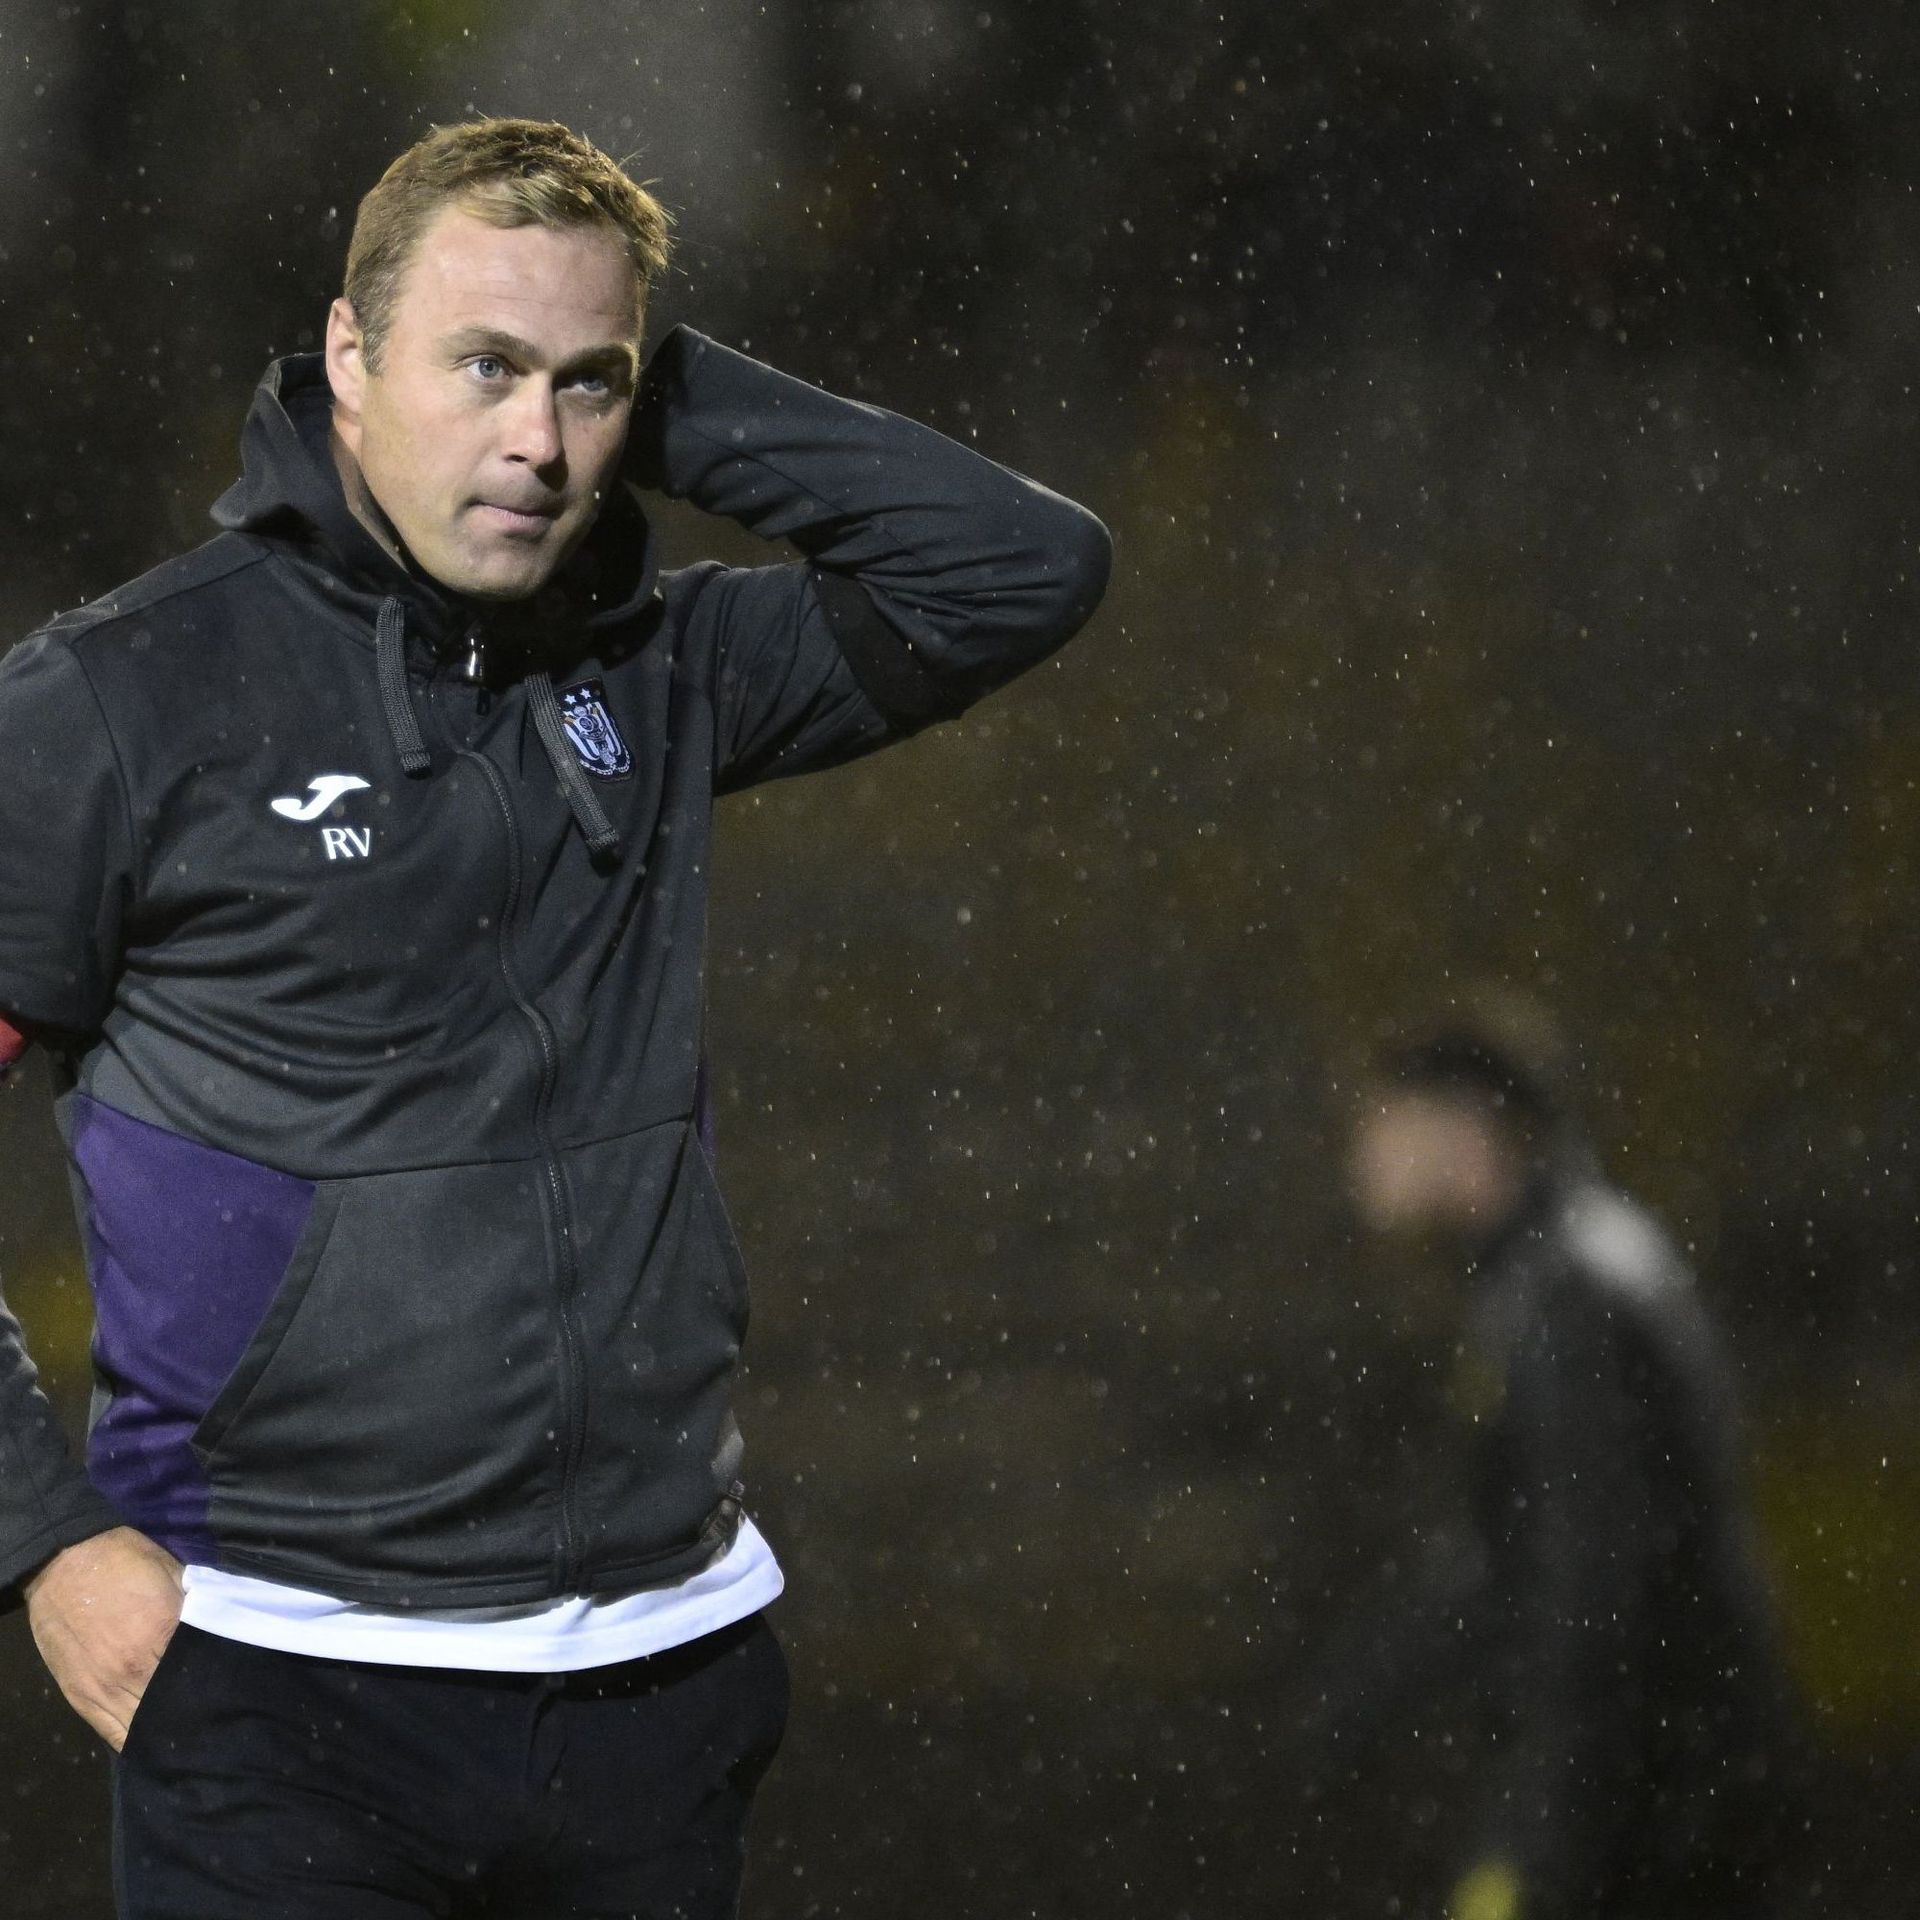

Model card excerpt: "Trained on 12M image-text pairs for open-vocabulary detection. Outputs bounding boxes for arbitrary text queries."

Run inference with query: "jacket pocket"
[189,1185,345,1463]
[183,1158,560,1594]
[561,1121,752,1575]
[118,1618,194,1761]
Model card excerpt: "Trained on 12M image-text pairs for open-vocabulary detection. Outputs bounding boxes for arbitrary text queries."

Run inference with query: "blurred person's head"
[324,118,674,603]
[1349,989,1574,1247]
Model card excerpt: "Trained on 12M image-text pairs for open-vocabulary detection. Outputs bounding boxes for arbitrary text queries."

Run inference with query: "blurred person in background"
[1313,992,1798,1920]
[0,115,1109,1918]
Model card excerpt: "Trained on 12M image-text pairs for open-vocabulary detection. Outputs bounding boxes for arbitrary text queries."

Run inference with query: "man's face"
[326,205,642,602]
[1348,1090,1513,1238]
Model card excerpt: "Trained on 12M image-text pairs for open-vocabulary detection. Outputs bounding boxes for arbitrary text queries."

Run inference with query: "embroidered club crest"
[558,679,632,779]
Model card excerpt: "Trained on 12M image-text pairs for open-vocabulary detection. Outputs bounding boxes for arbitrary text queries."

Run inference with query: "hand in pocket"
[24,1526,184,1751]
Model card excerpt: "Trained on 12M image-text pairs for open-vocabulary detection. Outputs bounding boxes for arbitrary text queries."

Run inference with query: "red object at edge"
[0,1016,26,1069]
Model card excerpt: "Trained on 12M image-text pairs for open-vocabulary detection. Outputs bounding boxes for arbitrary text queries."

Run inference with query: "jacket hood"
[211,353,661,660]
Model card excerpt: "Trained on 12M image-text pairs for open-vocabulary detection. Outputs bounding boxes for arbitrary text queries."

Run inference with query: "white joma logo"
[271,775,374,861]
[271,774,372,822]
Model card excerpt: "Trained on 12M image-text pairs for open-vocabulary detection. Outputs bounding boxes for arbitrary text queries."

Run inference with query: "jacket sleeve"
[626,327,1112,790]
[0,633,135,1603]
[0,633,134,1038]
[1457,1286,1653,1919]
[0,1272,124,1606]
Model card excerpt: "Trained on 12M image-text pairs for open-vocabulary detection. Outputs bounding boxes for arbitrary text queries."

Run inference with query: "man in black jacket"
[0,117,1108,1918]
[1331,999,1795,1920]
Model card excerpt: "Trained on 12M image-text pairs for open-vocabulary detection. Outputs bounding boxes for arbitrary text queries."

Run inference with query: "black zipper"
[434,659,591,1592]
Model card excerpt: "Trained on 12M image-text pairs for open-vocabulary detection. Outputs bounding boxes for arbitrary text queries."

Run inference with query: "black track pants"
[111,1614,789,1919]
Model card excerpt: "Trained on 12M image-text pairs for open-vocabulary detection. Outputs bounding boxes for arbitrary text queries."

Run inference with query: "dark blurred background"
[1,2,1915,1913]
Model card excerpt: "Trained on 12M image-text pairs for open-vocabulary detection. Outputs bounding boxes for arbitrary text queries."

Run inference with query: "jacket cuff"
[0,1493,126,1615]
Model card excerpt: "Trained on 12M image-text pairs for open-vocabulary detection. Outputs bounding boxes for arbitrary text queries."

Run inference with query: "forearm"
[0,1295,122,1604]
[1463,1315,1654,1914]
[1464,1616,1625,1916]
[629,328,1111,713]
[1466,1490,1647,1904]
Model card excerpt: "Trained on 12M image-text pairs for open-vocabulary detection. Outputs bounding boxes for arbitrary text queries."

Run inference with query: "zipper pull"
[459,626,488,686]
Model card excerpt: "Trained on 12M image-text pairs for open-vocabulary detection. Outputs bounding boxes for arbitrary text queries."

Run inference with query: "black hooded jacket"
[0,328,1110,1607]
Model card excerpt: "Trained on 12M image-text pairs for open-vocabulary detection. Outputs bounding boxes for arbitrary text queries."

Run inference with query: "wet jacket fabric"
[0,330,1110,1608]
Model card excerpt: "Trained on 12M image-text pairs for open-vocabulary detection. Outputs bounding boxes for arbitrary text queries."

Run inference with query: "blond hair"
[344,117,674,367]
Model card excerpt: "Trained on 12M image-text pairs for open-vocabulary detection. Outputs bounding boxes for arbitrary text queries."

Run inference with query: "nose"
[503,379,565,475]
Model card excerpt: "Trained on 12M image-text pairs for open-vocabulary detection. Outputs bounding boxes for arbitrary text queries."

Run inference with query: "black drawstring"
[374,595,619,862]
[375,596,431,777]
[527,670,623,863]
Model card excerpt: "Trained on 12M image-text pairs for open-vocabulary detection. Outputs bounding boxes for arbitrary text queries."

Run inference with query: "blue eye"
[470,355,507,381]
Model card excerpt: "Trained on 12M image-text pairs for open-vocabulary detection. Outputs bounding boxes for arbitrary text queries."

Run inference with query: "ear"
[325,297,368,439]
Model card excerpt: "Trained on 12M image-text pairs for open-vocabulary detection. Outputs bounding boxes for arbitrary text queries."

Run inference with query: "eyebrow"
[440,326,640,382]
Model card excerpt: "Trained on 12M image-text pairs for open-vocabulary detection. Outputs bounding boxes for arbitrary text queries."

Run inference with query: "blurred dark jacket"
[1455,1168,1792,1916]
[1300,1166,1796,1918]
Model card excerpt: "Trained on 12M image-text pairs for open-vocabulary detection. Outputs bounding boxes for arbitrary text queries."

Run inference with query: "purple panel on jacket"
[67,1094,315,1565]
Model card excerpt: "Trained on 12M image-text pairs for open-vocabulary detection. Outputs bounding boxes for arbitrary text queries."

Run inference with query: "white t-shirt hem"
[178,1517,784,1673]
